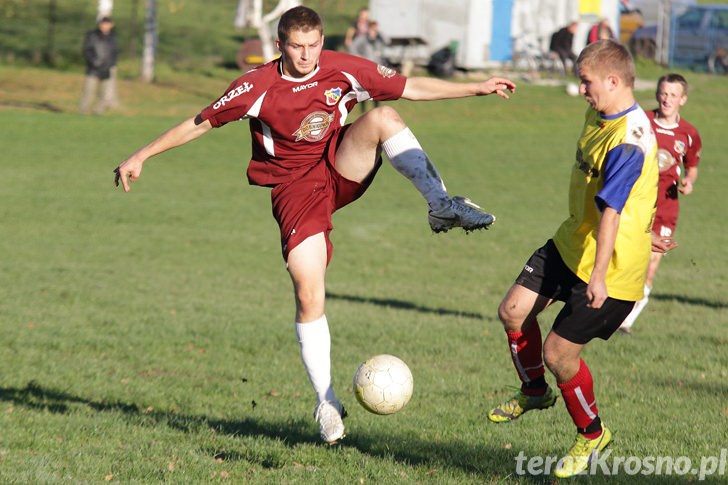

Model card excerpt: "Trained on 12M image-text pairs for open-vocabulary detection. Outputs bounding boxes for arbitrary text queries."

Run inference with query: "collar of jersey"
[279,62,320,83]
[652,110,681,129]
[600,103,638,121]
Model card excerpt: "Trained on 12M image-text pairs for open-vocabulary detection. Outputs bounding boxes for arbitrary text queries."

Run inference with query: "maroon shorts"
[270,125,381,263]
[653,181,679,236]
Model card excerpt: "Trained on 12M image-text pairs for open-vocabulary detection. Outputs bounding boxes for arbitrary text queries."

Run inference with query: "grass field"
[1,58,727,483]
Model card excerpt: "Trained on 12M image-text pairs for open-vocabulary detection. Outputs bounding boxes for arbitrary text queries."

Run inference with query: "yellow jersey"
[554,104,658,301]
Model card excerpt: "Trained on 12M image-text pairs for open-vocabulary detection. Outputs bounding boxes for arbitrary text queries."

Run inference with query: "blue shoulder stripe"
[595,144,644,213]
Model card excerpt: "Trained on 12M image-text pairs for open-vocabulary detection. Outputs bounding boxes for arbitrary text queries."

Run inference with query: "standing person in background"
[485,40,657,478]
[549,21,578,76]
[344,7,369,54]
[619,73,702,334]
[114,6,516,446]
[359,20,386,66]
[586,18,615,46]
[350,20,387,111]
[79,16,118,115]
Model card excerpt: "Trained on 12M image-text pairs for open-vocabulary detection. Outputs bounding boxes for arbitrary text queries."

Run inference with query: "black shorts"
[515,239,635,344]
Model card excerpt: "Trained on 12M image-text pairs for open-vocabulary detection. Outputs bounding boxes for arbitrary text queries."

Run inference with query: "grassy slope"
[0,0,362,71]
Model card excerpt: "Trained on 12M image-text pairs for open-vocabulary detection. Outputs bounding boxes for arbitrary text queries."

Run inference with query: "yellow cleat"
[554,424,612,478]
[487,386,557,423]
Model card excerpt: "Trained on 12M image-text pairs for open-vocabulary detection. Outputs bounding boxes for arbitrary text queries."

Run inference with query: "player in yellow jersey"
[486,40,658,478]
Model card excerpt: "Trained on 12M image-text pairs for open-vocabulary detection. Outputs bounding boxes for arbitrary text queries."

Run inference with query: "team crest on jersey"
[657,148,677,172]
[674,140,686,155]
[324,87,342,106]
[377,65,396,78]
[293,111,334,142]
[631,126,645,140]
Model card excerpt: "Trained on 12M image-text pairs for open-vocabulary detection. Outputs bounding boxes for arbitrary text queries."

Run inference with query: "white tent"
[511,0,580,56]
[370,0,622,69]
[369,0,492,69]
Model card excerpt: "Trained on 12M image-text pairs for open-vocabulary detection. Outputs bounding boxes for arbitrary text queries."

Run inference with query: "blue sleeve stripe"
[595,144,644,213]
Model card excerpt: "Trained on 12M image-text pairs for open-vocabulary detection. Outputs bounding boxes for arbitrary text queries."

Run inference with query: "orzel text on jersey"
[214,82,254,109]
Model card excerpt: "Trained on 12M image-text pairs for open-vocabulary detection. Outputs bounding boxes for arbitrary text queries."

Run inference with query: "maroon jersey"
[200,50,406,187]
[647,109,702,193]
[647,110,702,234]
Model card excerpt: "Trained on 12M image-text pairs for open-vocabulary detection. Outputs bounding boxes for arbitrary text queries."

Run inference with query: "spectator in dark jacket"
[550,21,578,76]
[79,16,119,115]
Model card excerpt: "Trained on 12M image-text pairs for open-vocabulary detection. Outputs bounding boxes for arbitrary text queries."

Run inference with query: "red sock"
[506,323,545,395]
[558,359,601,438]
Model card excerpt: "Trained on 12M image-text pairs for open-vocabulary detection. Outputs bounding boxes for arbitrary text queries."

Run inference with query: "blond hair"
[577,39,635,88]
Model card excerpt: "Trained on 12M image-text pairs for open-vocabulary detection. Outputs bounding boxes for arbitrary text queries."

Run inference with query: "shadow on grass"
[653,377,728,396]
[651,293,728,310]
[0,380,313,442]
[0,101,63,112]
[0,380,555,482]
[3,381,706,483]
[326,291,485,320]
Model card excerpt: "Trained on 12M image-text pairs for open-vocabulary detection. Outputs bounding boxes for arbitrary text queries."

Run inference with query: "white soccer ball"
[353,354,414,415]
[566,82,580,97]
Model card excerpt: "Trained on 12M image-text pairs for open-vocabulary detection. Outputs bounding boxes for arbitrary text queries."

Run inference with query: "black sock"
[578,416,602,436]
[521,376,548,393]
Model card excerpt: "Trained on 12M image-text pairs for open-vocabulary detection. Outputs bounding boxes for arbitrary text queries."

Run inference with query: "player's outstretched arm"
[401,76,516,101]
[114,115,212,192]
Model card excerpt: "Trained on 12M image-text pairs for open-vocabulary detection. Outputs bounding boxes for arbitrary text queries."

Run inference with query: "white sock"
[620,285,652,330]
[381,127,449,210]
[295,315,336,405]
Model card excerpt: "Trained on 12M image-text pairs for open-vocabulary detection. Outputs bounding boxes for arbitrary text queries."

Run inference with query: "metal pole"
[140,0,157,82]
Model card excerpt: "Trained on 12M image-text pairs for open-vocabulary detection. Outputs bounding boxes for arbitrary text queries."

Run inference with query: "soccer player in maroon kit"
[114,6,516,444]
[619,73,702,333]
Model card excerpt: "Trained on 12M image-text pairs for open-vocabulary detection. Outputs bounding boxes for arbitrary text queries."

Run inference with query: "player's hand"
[679,177,694,195]
[652,234,678,253]
[481,77,516,99]
[114,158,143,192]
[586,278,607,309]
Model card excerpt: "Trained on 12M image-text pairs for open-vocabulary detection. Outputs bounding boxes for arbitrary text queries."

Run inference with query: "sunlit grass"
[0,63,726,483]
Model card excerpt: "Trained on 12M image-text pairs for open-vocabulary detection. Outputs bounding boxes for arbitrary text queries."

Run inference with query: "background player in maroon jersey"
[619,73,702,334]
[114,6,516,444]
